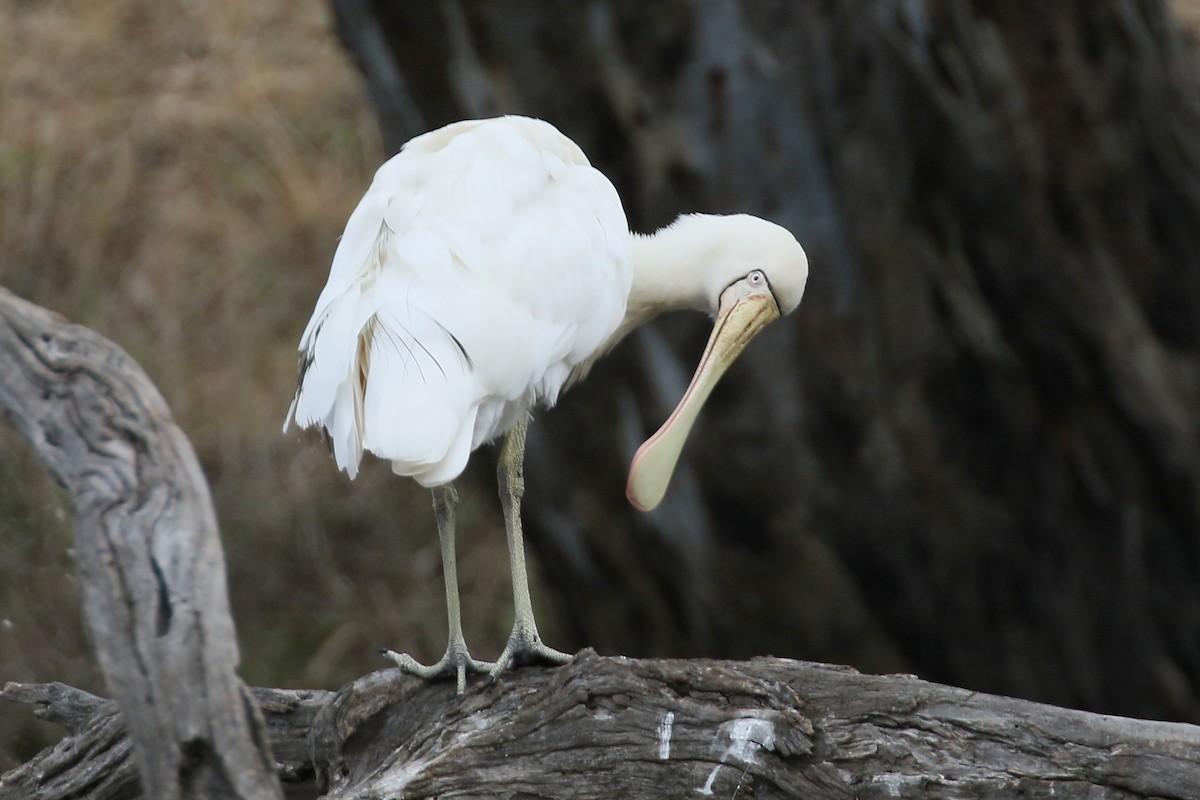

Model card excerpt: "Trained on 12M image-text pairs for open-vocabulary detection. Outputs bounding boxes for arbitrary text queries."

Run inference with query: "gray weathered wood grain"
[0,288,282,800]
[6,654,1199,799]
[309,652,1200,799]
[0,682,331,800]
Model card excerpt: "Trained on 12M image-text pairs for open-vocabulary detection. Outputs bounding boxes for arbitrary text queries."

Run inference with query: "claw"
[489,624,572,682]
[383,646,495,694]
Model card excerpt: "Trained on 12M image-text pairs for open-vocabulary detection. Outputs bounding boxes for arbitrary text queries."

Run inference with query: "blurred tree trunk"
[0,289,283,799]
[330,0,1200,722]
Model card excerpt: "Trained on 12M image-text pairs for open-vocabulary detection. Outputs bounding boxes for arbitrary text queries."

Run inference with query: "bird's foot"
[489,624,573,682]
[382,645,494,695]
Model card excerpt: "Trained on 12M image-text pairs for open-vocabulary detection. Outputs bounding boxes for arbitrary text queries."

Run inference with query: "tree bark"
[5,654,1200,799]
[329,0,1200,722]
[0,288,282,799]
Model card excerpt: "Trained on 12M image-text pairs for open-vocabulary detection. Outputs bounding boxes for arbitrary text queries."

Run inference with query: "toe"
[489,630,573,680]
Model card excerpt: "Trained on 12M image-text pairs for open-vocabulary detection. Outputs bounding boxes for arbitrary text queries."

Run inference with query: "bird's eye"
[747,269,766,287]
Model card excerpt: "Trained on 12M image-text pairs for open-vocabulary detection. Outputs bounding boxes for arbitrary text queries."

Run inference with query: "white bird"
[286,115,808,693]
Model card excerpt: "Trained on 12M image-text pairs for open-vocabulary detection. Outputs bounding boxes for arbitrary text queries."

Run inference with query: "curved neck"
[611,221,714,345]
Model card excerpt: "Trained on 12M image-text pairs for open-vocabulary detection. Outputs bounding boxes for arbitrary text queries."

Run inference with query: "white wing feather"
[286,116,631,485]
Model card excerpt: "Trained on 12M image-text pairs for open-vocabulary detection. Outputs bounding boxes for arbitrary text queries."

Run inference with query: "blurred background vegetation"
[4,0,1200,774]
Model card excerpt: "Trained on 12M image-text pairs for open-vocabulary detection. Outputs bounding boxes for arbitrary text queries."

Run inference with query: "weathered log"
[0,683,134,800]
[0,683,331,800]
[6,653,1200,799]
[0,288,282,799]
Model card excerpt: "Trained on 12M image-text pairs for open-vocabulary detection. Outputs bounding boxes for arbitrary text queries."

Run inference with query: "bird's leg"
[383,483,493,694]
[491,418,573,678]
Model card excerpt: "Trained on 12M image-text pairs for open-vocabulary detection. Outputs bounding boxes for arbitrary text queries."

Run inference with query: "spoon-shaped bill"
[626,291,780,511]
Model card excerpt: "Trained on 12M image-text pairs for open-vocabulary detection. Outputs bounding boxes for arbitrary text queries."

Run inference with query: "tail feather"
[287,279,476,484]
[286,287,374,475]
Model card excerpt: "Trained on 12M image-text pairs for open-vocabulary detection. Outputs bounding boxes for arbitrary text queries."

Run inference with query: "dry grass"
[1174,0,1200,30]
[0,0,535,769]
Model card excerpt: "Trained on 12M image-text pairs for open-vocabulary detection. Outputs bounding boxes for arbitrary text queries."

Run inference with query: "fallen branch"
[6,652,1200,799]
[0,683,331,799]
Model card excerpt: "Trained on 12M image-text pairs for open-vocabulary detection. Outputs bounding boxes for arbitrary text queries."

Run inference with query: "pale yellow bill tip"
[625,292,780,512]
[626,424,689,511]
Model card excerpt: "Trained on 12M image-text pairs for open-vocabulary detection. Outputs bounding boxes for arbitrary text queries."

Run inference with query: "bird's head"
[694,213,809,319]
[627,213,809,511]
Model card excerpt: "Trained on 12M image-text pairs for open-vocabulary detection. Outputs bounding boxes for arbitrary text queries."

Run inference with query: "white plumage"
[287,117,631,485]
[286,115,809,692]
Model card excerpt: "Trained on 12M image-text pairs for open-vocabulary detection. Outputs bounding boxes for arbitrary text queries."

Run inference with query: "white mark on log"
[659,711,675,759]
[872,773,904,797]
[723,717,775,763]
[374,758,429,795]
[873,773,933,796]
[697,765,720,795]
[696,715,776,795]
[462,715,489,733]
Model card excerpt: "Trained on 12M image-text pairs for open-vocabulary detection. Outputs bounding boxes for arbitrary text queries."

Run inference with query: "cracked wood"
[0,289,282,800]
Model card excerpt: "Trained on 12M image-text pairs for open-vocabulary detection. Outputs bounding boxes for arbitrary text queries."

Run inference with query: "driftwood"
[0,288,282,799]
[4,652,1200,799]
